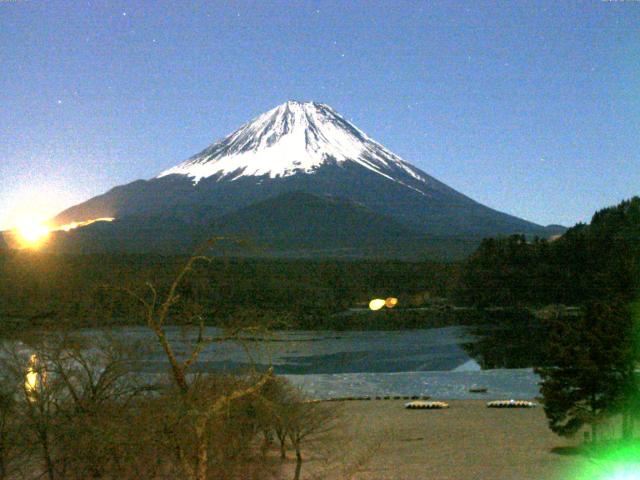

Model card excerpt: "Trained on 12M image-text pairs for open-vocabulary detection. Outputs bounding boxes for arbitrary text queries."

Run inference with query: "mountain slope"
[209,191,429,257]
[47,191,482,259]
[48,100,559,256]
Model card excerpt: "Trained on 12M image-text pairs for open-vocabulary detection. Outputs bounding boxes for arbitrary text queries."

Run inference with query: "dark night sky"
[1,0,638,229]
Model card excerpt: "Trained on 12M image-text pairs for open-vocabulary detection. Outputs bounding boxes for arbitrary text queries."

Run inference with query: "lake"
[86,325,541,400]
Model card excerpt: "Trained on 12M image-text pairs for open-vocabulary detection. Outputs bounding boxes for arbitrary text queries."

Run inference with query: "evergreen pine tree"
[536,300,636,441]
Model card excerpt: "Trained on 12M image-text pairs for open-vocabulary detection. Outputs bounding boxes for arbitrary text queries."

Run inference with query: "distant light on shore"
[385,297,398,308]
[25,354,39,394]
[369,299,386,311]
[369,297,399,311]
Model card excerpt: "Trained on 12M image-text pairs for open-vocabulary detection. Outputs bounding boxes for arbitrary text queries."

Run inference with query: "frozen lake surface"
[89,326,541,400]
[285,369,540,400]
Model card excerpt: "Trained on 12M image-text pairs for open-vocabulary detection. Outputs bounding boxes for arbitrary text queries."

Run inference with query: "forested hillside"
[458,197,640,307]
[0,254,460,334]
[2,197,638,338]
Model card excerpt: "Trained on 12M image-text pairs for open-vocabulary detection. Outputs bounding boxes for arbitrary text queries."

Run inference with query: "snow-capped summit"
[157,100,427,191]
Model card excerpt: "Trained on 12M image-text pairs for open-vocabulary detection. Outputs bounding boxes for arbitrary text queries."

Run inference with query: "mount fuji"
[157,100,437,190]
[48,101,561,258]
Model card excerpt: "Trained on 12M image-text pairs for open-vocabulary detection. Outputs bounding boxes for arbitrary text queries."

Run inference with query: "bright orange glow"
[385,297,398,308]
[369,299,386,311]
[15,219,51,249]
[7,217,115,250]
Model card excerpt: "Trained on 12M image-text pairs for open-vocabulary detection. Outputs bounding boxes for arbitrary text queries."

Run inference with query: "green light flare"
[567,442,640,480]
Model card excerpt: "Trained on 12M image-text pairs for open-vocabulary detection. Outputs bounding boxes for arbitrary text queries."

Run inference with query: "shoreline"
[285,367,541,401]
[299,399,587,480]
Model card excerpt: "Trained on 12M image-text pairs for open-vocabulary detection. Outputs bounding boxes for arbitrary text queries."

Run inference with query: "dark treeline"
[2,197,639,334]
[459,197,640,442]
[460,197,640,368]
[0,253,460,334]
[458,197,640,307]
[3,198,639,336]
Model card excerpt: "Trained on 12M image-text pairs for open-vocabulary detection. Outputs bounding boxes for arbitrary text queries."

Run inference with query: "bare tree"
[0,330,152,480]
[254,377,338,480]
[0,237,329,479]
[44,333,149,479]
[252,376,292,460]
[287,399,337,480]
[1,342,62,480]
[127,237,276,480]
[0,375,25,480]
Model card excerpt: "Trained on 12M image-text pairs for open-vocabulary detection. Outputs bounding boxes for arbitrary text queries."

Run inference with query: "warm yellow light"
[15,219,50,248]
[25,354,39,393]
[57,217,114,232]
[369,299,386,311]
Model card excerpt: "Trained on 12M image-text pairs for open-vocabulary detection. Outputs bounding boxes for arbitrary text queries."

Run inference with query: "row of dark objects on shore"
[309,397,538,409]
[313,387,489,402]
[404,399,537,410]
[314,395,432,402]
